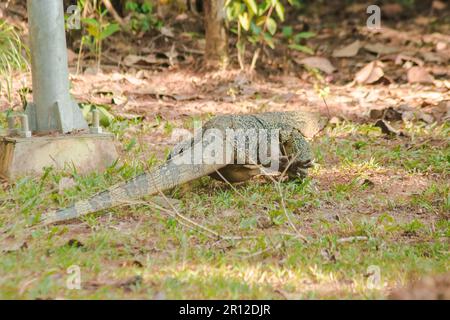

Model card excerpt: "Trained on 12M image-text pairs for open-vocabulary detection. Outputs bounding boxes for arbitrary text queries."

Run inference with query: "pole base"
[0,134,118,180]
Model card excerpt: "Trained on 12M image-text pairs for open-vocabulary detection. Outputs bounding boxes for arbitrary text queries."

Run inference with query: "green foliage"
[225,0,312,69]
[0,20,29,103]
[396,0,415,8]
[125,0,162,33]
[80,104,115,127]
[83,18,120,41]
[226,0,285,49]
[77,0,120,69]
[282,26,315,54]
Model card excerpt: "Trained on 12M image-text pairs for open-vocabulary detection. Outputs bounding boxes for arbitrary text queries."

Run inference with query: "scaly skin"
[40,111,325,225]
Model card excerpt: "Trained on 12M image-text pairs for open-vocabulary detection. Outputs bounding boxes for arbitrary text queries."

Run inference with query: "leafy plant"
[77,0,120,71]
[125,0,162,33]
[281,26,315,54]
[81,103,115,127]
[0,20,29,103]
[225,0,309,70]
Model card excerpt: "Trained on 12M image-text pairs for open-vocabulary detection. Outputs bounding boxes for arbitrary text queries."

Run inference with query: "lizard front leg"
[279,130,314,180]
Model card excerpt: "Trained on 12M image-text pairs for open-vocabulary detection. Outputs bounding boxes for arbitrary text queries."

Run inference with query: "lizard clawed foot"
[278,156,312,181]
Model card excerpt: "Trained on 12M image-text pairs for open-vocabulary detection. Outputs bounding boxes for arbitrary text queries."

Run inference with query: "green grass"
[0,118,448,299]
[0,20,29,103]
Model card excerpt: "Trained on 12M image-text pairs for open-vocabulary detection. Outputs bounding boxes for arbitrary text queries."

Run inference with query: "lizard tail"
[40,161,226,225]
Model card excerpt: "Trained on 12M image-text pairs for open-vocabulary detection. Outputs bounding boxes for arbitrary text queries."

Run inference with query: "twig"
[249,48,260,73]
[157,189,222,239]
[237,242,282,259]
[254,157,309,243]
[125,195,251,241]
[322,96,332,125]
[337,236,368,243]
[101,0,126,28]
[237,23,245,70]
[213,169,247,199]
[249,4,275,72]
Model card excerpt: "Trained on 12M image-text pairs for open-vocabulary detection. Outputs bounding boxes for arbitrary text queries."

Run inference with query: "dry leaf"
[407,67,435,84]
[160,26,174,38]
[123,54,144,66]
[432,100,450,122]
[418,112,435,124]
[395,54,424,67]
[414,16,433,26]
[112,94,127,105]
[421,52,443,64]
[298,57,336,74]
[332,40,362,58]
[436,42,447,51]
[123,54,159,67]
[422,33,450,45]
[355,61,384,84]
[364,43,400,55]
[432,0,447,11]
[125,75,146,86]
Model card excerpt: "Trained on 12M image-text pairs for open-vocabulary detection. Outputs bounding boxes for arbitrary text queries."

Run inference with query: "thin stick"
[213,169,247,199]
[322,96,332,123]
[156,189,222,239]
[236,242,282,259]
[101,0,126,28]
[253,158,309,243]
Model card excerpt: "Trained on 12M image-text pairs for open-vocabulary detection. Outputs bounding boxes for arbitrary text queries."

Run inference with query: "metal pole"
[26,0,87,133]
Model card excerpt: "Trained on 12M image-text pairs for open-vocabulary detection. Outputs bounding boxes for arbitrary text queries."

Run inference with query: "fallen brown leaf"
[332,40,362,58]
[123,54,162,67]
[407,67,435,84]
[355,61,384,84]
[297,57,336,74]
[160,26,175,38]
[421,52,443,64]
[436,42,447,51]
[432,0,447,11]
[395,54,424,67]
[364,43,400,55]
